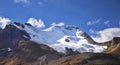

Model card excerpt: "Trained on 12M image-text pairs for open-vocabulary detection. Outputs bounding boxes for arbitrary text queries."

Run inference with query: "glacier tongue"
[13,23,107,54]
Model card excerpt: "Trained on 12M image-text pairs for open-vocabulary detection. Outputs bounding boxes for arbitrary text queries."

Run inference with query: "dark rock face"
[14,22,25,28]
[81,32,96,44]
[65,38,70,42]
[0,24,30,49]
[0,27,2,31]
[111,37,120,45]
[65,47,79,55]
[65,47,74,55]
[65,26,79,30]
[25,23,32,26]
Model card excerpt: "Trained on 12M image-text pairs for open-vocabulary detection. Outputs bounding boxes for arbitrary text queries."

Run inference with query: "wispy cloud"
[37,1,47,7]
[87,19,100,26]
[27,18,45,28]
[91,28,120,42]
[89,29,96,34]
[104,20,110,27]
[14,0,30,5]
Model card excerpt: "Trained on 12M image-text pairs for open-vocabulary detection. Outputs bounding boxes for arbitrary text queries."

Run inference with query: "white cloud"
[51,22,65,26]
[0,17,11,29]
[14,0,30,4]
[87,19,100,26]
[27,18,45,28]
[92,28,120,42]
[104,20,110,27]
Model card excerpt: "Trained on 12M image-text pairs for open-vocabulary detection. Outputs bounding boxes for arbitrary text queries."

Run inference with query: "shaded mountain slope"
[0,24,30,49]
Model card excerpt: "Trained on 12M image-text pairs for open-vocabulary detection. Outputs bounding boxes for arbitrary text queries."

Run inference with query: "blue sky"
[0,0,120,35]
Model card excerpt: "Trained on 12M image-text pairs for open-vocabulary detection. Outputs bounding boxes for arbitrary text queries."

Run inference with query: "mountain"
[0,22,120,65]
[2,22,106,54]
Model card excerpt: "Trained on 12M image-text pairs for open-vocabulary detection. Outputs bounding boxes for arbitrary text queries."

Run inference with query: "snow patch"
[8,48,12,51]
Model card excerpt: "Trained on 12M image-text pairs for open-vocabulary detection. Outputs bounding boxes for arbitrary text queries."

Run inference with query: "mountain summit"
[0,22,107,54]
